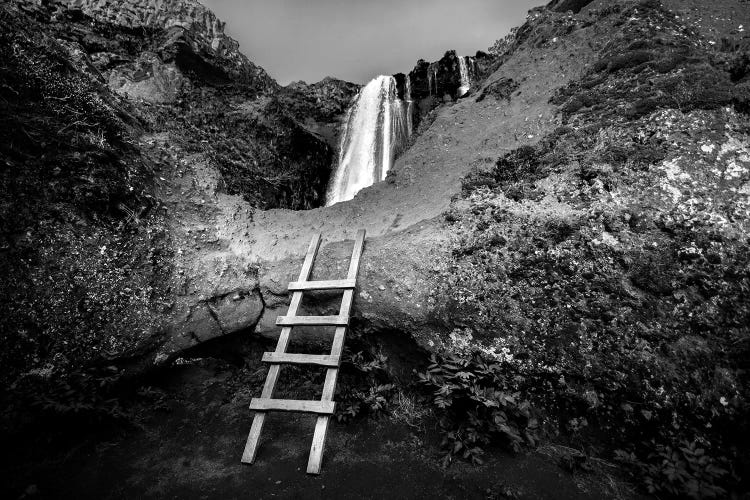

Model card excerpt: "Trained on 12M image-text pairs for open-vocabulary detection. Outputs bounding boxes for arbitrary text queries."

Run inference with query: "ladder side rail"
[307,230,366,474]
[242,233,322,464]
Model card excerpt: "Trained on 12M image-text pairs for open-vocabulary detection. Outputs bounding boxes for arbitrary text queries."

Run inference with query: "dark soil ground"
[0,342,629,500]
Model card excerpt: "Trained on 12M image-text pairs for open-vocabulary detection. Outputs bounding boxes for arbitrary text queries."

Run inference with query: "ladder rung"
[276,315,349,327]
[262,352,340,367]
[242,230,366,473]
[288,278,357,291]
[249,398,335,415]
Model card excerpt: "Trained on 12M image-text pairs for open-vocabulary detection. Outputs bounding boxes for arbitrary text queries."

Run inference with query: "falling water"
[325,75,409,206]
[458,56,471,96]
[405,75,414,138]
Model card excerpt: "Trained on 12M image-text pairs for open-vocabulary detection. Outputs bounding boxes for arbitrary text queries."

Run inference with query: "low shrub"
[2,367,131,442]
[475,78,519,103]
[336,351,396,423]
[615,440,731,499]
[418,352,537,466]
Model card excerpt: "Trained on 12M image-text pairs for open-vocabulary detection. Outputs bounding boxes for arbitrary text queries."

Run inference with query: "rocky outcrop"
[548,0,595,14]
[51,0,273,85]
[280,77,361,149]
[284,77,361,124]
[15,0,344,210]
[392,50,488,135]
[160,90,336,209]
[13,0,276,103]
[53,0,229,36]
[0,3,165,384]
[106,54,186,103]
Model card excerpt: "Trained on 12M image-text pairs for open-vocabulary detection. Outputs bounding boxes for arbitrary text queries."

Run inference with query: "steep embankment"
[431,0,750,496]
[0,0,360,385]
[0,3,171,384]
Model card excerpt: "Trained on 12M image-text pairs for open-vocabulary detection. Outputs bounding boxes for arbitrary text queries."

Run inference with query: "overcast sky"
[201,0,540,85]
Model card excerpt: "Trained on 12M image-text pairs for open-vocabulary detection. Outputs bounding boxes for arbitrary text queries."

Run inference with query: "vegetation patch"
[475,78,519,103]
[447,1,750,497]
[418,352,537,466]
[552,1,747,125]
[336,350,396,423]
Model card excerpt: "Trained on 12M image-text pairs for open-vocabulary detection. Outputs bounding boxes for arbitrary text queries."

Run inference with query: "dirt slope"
[155,5,614,362]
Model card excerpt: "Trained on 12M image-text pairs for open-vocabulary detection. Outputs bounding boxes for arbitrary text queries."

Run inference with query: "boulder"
[107,53,186,103]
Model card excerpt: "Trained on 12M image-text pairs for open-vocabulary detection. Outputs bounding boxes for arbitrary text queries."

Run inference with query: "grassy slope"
[434,0,750,496]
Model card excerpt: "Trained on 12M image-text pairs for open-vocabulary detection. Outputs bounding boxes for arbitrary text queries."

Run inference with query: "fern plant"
[336,350,395,423]
[418,352,537,465]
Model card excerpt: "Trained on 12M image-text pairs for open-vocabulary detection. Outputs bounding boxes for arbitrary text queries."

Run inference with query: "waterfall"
[458,56,471,96]
[325,75,409,206]
[405,75,413,138]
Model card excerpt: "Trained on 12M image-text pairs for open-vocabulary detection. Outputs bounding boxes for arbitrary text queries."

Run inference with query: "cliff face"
[0,0,359,389]
[14,0,341,210]
[56,0,234,45]
[280,77,362,149]
[0,3,169,386]
[53,0,271,86]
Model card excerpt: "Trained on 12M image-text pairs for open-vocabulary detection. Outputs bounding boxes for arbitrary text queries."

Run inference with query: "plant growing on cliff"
[418,352,537,466]
[336,350,395,423]
[488,27,520,57]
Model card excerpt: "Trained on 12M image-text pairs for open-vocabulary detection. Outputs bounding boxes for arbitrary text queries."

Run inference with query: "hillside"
[1,0,749,498]
[0,0,361,387]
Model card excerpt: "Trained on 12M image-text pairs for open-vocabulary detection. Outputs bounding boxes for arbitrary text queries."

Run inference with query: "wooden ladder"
[241,229,366,474]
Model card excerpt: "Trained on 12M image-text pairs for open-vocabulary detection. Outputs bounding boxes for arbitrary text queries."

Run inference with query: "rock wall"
[54,0,237,59]
[42,0,275,94]
[15,0,342,209]
[280,77,361,149]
